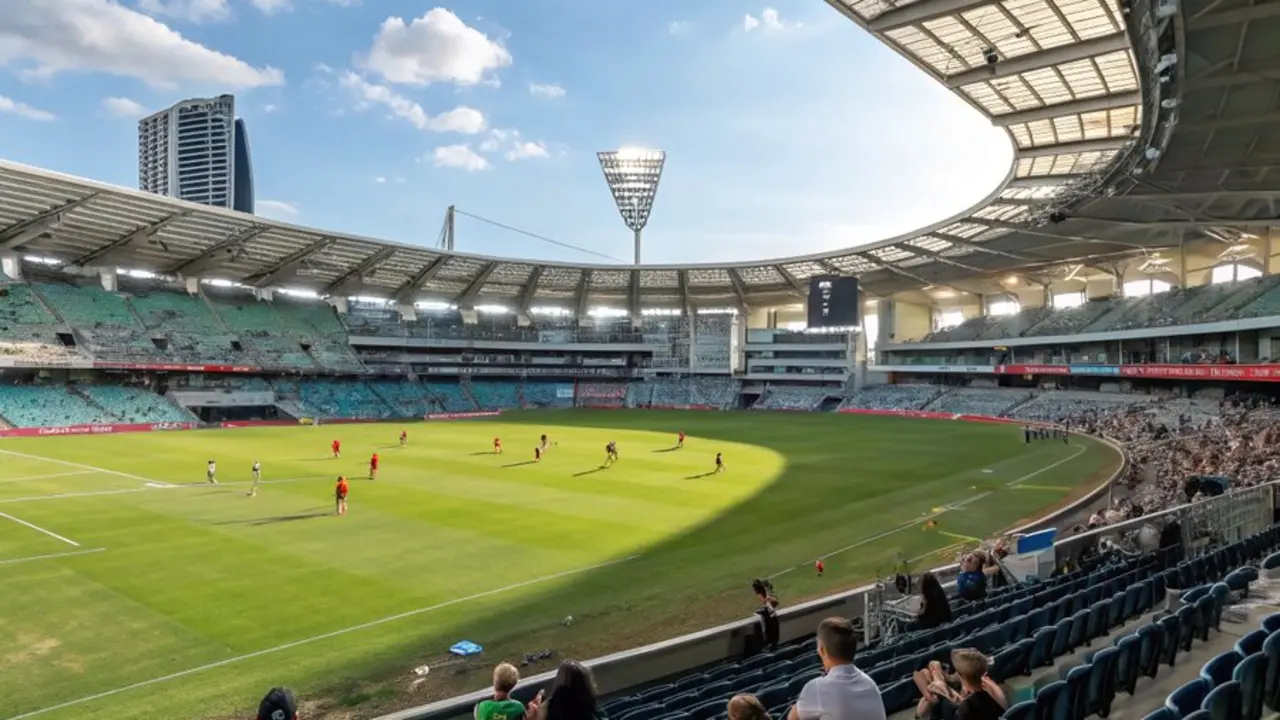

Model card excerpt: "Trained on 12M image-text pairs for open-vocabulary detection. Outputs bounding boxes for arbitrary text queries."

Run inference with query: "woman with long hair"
[917,571,952,629]
[528,661,602,720]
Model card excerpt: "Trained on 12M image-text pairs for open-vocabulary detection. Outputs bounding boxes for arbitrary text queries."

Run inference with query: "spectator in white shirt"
[788,617,886,720]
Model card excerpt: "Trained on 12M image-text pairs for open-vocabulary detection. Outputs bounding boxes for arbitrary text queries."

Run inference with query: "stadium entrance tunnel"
[0,410,1119,720]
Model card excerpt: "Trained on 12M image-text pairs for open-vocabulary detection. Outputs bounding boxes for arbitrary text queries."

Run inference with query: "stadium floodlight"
[597,148,666,264]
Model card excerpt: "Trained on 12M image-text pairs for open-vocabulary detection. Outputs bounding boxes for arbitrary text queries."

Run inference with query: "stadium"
[2,0,1280,720]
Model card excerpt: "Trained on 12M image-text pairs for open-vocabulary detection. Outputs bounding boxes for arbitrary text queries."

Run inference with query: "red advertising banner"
[0,421,196,438]
[1118,363,1280,381]
[993,364,1073,376]
[93,362,260,373]
[424,411,503,420]
[837,408,956,420]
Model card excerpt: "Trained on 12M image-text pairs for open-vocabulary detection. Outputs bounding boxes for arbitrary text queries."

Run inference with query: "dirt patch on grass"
[0,635,61,671]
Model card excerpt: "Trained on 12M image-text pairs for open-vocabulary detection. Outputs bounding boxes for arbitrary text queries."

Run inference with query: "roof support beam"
[932,233,1033,262]
[1016,137,1131,158]
[0,195,97,252]
[169,225,269,276]
[945,33,1130,88]
[324,247,397,295]
[628,271,642,319]
[869,0,997,32]
[575,271,592,319]
[517,266,543,314]
[393,255,448,303]
[726,269,750,312]
[454,262,497,308]
[1187,1,1280,29]
[73,211,190,267]
[1182,59,1280,91]
[993,92,1140,127]
[856,255,934,286]
[901,246,986,272]
[242,237,336,287]
[1118,189,1280,202]
[678,270,692,313]
[1008,175,1087,188]
[775,265,806,297]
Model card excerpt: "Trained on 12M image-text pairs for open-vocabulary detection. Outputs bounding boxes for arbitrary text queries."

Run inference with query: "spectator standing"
[476,663,526,720]
[787,617,886,720]
[257,687,298,720]
[528,661,602,720]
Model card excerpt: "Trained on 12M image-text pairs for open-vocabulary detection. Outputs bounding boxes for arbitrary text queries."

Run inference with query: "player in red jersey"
[335,476,349,516]
[493,436,502,454]
[400,430,408,448]
[331,439,341,459]
[369,452,379,480]
[677,431,686,449]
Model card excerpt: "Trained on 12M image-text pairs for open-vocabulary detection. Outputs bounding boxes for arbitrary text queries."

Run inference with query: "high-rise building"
[137,95,255,214]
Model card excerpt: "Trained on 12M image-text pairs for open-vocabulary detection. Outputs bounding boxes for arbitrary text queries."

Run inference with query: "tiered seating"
[76,385,194,424]
[690,377,738,408]
[926,388,1033,416]
[296,380,392,419]
[469,381,519,410]
[423,382,476,412]
[598,526,1280,720]
[127,290,243,364]
[753,386,827,411]
[1235,277,1280,321]
[693,315,733,371]
[0,284,84,364]
[1006,391,1147,423]
[210,296,317,370]
[577,381,629,408]
[34,282,158,361]
[978,307,1053,340]
[0,385,109,426]
[626,382,653,408]
[522,382,574,408]
[1203,275,1280,322]
[840,385,941,411]
[367,380,433,416]
[272,300,365,372]
[1023,301,1116,337]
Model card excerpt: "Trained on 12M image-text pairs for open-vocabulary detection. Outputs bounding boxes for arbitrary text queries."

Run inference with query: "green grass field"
[0,410,1118,720]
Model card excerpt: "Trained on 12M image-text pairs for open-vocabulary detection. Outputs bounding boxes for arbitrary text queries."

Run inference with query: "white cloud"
[431,144,490,172]
[668,21,689,35]
[339,71,486,133]
[363,8,511,86]
[247,0,291,13]
[257,199,300,218]
[101,96,147,118]
[528,82,565,98]
[743,7,790,32]
[374,176,387,183]
[0,0,284,89]
[478,128,513,153]
[506,141,548,161]
[136,0,230,23]
[262,103,278,113]
[0,94,56,121]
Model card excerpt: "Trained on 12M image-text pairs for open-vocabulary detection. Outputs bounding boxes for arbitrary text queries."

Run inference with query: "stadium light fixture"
[597,148,666,265]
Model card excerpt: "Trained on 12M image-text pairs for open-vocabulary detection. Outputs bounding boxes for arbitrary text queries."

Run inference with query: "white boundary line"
[0,511,81,546]
[0,547,105,567]
[766,443,1087,579]
[0,488,149,505]
[0,475,331,505]
[4,553,641,720]
[0,449,174,487]
[1005,445,1087,487]
[0,471,94,485]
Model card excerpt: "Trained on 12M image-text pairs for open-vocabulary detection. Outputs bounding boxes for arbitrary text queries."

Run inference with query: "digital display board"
[806,275,859,328]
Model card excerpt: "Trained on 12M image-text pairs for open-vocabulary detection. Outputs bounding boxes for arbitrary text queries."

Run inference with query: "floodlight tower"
[597,148,666,264]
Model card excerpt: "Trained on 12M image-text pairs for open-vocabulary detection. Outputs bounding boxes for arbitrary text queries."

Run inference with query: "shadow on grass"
[684,471,717,480]
[213,509,332,527]
[503,461,538,468]
[652,447,680,453]
[240,411,1120,716]
[572,467,607,477]
[469,451,496,456]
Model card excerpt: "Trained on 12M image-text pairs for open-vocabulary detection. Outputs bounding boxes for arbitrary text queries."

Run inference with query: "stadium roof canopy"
[0,0,1276,313]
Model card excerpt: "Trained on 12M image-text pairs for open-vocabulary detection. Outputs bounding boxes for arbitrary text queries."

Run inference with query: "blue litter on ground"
[450,640,483,656]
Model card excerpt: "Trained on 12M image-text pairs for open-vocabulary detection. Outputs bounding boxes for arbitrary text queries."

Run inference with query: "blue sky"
[0,0,1012,265]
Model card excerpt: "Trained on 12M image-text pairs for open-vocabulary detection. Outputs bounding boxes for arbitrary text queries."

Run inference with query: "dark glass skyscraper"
[232,119,254,214]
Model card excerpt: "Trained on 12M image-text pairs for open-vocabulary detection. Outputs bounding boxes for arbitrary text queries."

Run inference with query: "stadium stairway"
[579,527,1280,720]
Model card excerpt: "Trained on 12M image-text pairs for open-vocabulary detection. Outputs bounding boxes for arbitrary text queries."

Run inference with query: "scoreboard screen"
[806,275,859,328]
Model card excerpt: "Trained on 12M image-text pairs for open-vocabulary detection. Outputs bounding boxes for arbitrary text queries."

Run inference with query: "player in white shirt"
[206,459,218,484]
[248,460,262,496]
